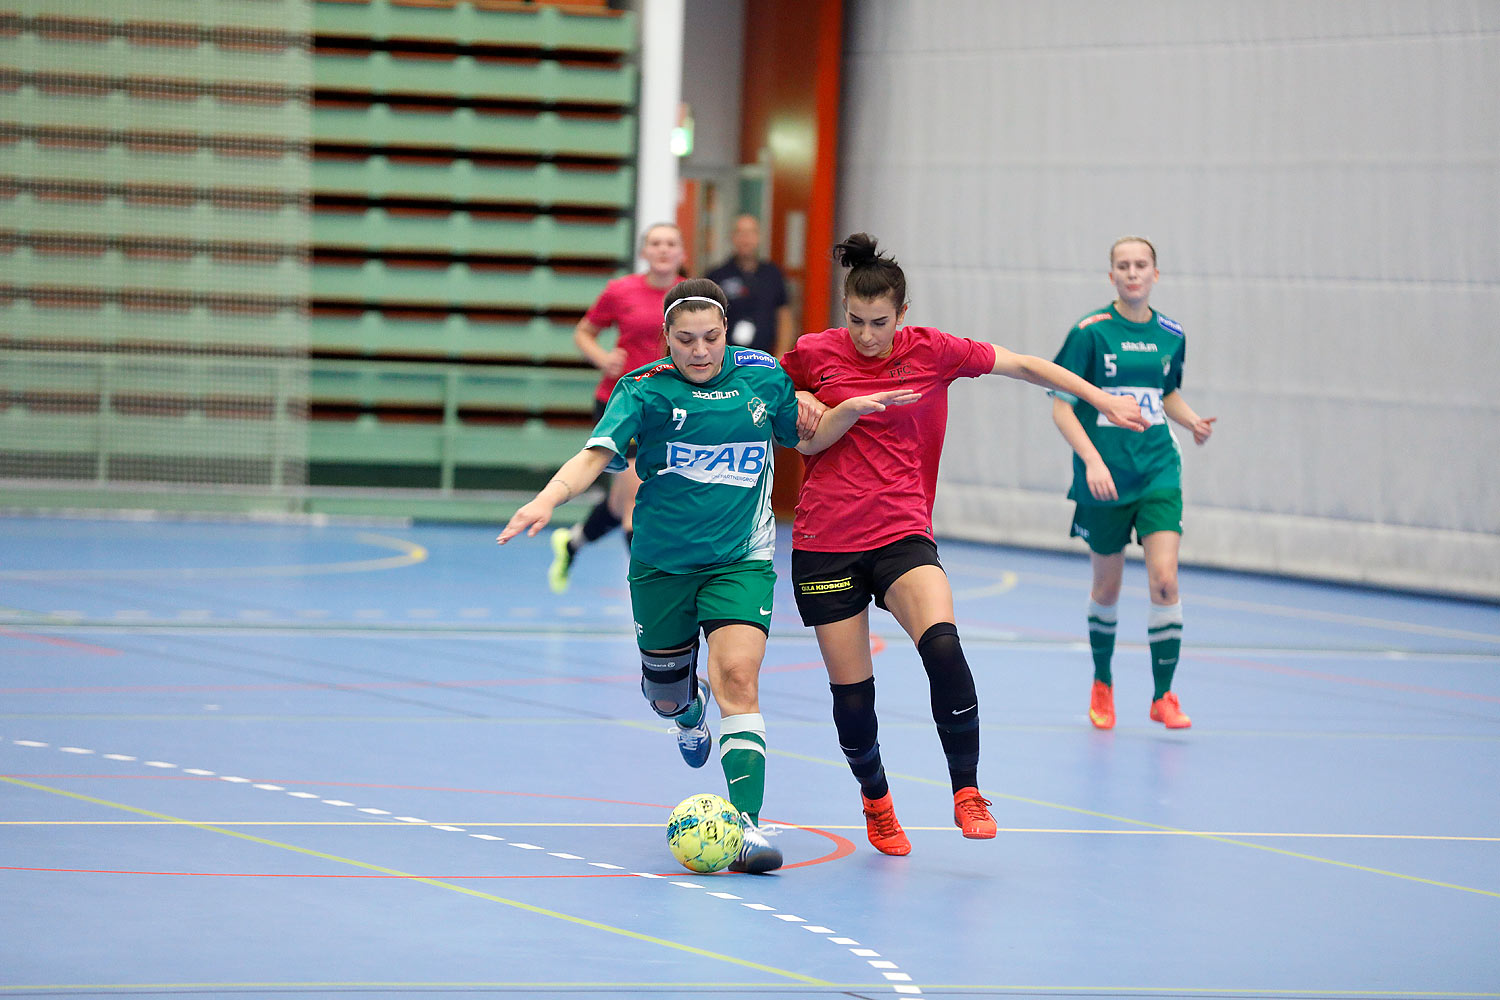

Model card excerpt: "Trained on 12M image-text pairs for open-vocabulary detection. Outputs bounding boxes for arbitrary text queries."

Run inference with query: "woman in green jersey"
[1050,237,1216,731]
[498,278,917,873]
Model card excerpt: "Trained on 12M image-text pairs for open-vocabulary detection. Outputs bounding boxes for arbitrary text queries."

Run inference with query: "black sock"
[829,677,888,800]
[577,499,620,552]
[917,622,979,794]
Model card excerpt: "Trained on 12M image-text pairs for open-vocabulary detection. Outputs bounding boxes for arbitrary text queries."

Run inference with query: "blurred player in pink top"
[781,232,1146,854]
[548,222,685,593]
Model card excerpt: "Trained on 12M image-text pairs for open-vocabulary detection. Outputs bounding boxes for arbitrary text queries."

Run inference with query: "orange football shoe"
[861,791,911,856]
[952,787,997,839]
[1089,680,1115,729]
[1149,691,1192,729]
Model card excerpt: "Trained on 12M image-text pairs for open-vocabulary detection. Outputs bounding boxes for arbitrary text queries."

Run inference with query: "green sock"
[675,685,704,728]
[719,713,766,825]
[1148,602,1183,700]
[1088,600,1117,686]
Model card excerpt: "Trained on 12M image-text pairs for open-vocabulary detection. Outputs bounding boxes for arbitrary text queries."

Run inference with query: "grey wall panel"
[837,0,1500,597]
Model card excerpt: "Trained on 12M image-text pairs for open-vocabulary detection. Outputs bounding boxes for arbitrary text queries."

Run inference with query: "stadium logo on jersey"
[663,440,769,488]
[692,389,740,400]
[1119,340,1158,352]
[747,396,767,427]
[1097,386,1167,426]
[633,362,675,381]
[733,349,775,368]
[1156,314,1184,336]
[1078,312,1111,329]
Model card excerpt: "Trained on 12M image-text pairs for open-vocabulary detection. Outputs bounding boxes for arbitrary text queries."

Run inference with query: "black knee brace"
[640,643,699,719]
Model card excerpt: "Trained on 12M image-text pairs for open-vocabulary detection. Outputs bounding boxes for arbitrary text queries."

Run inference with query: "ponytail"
[833,232,906,308]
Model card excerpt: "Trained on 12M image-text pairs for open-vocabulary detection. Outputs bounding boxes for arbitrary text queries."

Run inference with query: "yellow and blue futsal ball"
[666,793,743,873]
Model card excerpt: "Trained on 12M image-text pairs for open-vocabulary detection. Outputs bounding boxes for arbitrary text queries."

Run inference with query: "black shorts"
[791,534,942,627]
[592,398,637,460]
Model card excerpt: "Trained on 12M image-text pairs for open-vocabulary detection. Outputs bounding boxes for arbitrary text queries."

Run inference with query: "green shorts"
[1070,489,1183,555]
[628,557,776,651]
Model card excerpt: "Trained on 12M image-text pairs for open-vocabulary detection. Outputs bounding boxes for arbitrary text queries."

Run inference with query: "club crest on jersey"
[746,396,767,426]
[663,440,769,488]
[734,349,775,368]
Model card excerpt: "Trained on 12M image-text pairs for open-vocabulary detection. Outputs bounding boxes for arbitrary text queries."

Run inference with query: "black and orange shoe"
[861,791,911,856]
[952,787,997,839]
[1089,679,1115,729]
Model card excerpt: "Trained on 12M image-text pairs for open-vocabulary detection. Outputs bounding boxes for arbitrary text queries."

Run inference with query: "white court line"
[6,737,925,997]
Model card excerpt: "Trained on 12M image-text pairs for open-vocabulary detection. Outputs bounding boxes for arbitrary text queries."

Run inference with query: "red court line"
[779,824,857,869]
[1202,652,1500,705]
[0,775,679,811]
[0,824,856,877]
[0,658,837,696]
[0,633,882,696]
[0,775,864,847]
[0,628,120,656]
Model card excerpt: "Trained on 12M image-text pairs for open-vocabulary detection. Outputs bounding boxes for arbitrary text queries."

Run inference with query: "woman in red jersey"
[780,233,1147,855]
[548,222,685,594]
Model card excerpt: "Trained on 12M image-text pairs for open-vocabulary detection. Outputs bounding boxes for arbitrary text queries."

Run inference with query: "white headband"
[664,295,727,320]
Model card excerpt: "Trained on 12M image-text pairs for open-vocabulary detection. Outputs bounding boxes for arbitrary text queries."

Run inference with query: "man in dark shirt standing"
[706,214,795,357]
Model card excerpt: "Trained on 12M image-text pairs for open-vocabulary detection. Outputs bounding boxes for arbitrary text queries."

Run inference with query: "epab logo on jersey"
[663,440,769,488]
[1098,386,1164,425]
[1097,386,1167,427]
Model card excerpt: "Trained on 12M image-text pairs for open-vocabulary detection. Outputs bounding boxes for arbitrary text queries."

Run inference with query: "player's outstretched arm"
[497,446,614,544]
[1164,391,1216,445]
[1051,396,1118,501]
[794,390,827,440]
[991,347,1148,432]
[795,389,921,455]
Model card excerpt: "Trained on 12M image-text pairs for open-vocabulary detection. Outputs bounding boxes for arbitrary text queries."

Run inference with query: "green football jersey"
[587,348,801,573]
[1051,304,1187,506]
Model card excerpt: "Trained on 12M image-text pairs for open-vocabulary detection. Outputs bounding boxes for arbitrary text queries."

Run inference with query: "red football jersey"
[780,325,996,552]
[584,272,682,403]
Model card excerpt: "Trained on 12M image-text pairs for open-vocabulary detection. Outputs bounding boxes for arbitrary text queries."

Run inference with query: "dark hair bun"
[832,232,881,269]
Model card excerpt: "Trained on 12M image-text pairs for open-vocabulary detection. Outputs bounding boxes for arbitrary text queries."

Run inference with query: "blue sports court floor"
[1,513,1497,998]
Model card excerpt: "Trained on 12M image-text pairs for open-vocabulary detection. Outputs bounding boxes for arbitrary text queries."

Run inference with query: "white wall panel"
[837,1,1500,597]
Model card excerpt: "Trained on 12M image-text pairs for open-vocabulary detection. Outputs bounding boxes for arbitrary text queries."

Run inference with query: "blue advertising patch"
[733,349,775,368]
[1156,313,1184,337]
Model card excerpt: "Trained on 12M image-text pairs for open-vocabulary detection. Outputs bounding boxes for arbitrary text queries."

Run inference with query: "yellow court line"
[926,990,1500,998]
[0,984,838,995]
[771,750,1500,898]
[0,532,426,581]
[2,819,1497,843]
[0,777,828,987]
[988,789,1500,898]
[0,985,1494,998]
[954,570,1019,599]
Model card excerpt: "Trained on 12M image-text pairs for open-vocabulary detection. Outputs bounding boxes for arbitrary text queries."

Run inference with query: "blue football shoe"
[675,676,712,769]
